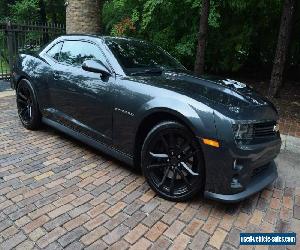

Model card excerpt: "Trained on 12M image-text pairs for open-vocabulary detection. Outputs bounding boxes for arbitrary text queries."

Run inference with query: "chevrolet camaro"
[12,35,281,202]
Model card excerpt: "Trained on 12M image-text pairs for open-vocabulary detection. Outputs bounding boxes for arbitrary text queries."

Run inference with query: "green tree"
[1,0,299,86]
[194,0,210,75]
[1,0,65,23]
[9,0,40,22]
[269,0,296,97]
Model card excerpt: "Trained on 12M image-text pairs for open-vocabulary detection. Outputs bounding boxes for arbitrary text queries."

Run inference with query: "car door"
[35,41,63,112]
[49,40,114,143]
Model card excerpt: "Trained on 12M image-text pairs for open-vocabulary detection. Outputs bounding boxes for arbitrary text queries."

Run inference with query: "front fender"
[112,78,218,159]
[135,96,217,140]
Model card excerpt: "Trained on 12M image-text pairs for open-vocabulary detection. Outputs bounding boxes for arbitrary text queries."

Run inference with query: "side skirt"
[42,117,134,166]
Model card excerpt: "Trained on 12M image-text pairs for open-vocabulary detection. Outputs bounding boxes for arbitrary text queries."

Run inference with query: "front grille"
[253,121,277,138]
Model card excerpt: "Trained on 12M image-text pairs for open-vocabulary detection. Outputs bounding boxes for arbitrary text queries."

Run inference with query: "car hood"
[130,70,270,108]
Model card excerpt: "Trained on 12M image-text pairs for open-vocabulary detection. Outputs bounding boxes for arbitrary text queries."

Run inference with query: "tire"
[16,79,42,130]
[141,121,205,201]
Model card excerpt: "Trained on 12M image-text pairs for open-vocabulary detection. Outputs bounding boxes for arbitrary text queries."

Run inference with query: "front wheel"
[141,121,205,201]
[16,79,42,130]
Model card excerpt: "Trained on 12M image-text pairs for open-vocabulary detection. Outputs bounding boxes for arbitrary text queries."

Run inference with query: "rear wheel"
[16,79,41,130]
[141,121,205,201]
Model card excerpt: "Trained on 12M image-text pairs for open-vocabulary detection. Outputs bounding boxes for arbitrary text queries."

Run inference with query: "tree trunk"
[38,0,49,44]
[66,0,101,34]
[194,0,210,76]
[39,0,47,24]
[269,0,296,98]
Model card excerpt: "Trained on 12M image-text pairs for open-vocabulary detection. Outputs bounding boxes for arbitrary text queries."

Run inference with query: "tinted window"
[59,41,106,66]
[46,42,62,60]
[105,38,185,75]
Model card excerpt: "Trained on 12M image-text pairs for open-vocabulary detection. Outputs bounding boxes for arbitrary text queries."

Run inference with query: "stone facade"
[66,0,101,34]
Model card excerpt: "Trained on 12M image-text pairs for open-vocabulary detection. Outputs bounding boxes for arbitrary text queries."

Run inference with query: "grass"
[0,58,10,74]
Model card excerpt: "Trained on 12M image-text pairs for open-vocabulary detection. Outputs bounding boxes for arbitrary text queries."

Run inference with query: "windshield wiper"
[130,68,163,76]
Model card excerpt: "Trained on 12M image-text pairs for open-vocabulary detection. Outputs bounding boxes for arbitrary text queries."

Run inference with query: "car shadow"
[40,123,139,174]
[31,123,262,208]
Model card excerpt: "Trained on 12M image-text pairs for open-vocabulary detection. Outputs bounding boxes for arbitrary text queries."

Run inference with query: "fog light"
[233,159,243,171]
[231,177,243,189]
[233,159,237,169]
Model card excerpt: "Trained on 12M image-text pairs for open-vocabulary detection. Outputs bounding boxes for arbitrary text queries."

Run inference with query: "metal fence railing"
[0,23,10,80]
[0,21,65,81]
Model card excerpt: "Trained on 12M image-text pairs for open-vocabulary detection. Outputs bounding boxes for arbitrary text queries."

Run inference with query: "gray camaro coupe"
[12,35,281,202]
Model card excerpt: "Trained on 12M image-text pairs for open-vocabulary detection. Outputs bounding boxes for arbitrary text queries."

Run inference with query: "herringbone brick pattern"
[0,95,300,249]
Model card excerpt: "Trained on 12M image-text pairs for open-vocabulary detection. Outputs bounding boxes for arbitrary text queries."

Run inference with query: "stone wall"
[66,0,101,34]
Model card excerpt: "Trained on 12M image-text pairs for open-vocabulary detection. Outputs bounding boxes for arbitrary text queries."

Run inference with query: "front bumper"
[204,160,277,203]
[201,136,281,203]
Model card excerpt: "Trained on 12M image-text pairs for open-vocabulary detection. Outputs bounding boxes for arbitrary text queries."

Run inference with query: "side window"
[59,41,107,66]
[46,42,62,61]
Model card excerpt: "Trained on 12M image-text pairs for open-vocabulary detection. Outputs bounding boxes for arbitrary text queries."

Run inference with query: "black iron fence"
[0,21,65,81]
[0,23,9,80]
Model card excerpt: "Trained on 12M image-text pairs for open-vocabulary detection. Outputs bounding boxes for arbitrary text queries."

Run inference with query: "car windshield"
[105,38,185,75]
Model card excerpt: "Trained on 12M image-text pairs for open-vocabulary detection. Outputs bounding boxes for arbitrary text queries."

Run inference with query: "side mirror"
[82,60,111,77]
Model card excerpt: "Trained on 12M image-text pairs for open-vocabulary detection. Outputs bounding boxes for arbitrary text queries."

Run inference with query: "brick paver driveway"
[1,94,300,250]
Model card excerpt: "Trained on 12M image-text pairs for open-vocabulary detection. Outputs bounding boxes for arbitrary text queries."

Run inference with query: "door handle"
[53,71,60,80]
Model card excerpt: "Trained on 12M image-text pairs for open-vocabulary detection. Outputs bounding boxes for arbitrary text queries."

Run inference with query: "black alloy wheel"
[141,121,205,201]
[16,79,41,130]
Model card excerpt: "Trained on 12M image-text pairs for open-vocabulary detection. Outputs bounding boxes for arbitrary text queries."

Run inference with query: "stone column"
[66,0,101,34]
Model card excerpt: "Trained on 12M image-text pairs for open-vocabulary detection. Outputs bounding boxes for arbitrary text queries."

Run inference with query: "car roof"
[57,34,148,44]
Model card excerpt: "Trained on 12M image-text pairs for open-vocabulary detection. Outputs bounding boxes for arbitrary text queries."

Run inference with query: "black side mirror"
[82,60,112,77]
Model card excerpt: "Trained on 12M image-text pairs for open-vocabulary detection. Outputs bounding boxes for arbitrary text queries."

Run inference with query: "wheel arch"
[15,75,29,90]
[133,108,202,169]
[16,76,41,113]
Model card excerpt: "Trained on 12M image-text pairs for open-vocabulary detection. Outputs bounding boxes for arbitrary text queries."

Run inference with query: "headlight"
[232,124,254,140]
